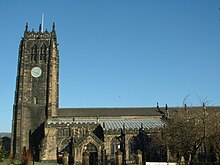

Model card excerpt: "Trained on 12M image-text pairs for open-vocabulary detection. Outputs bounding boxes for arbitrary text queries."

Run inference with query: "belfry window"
[31,44,37,63]
[40,44,47,62]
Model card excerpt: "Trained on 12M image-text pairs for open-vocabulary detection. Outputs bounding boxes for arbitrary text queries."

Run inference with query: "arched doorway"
[86,143,98,165]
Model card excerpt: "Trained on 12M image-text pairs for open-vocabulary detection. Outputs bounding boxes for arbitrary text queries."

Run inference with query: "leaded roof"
[47,118,165,131]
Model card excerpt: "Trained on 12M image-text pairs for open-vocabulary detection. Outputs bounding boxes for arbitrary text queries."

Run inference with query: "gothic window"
[79,130,83,138]
[86,143,97,152]
[58,129,63,137]
[31,44,37,63]
[40,44,47,62]
[32,78,40,97]
[64,128,70,137]
[128,136,137,160]
[110,137,120,158]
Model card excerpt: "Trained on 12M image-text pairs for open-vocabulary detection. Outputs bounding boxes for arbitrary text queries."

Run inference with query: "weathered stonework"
[11,23,59,159]
[11,23,166,164]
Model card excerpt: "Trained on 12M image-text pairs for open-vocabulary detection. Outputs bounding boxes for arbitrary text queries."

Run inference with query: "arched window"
[86,143,97,153]
[128,136,137,160]
[110,137,120,158]
[57,129,63,137]
[40,44,47,62]
[31,44,37,63]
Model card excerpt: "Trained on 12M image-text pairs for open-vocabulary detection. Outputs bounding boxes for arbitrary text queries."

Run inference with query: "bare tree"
[162,105,220,164]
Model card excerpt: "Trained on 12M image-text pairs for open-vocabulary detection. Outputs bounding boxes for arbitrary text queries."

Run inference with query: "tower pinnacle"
[52,22,56,32]
[25,22,28,32]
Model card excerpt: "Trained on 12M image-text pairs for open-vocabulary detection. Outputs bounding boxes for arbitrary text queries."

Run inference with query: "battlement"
[23,22,56,39]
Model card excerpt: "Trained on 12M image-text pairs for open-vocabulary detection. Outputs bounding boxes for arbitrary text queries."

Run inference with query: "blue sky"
[0,0,220,132]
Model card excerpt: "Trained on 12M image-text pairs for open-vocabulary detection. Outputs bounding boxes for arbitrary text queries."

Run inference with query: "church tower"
[11,22,59,159]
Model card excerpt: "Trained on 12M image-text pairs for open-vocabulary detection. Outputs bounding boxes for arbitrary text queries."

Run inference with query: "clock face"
[31,67,42,78]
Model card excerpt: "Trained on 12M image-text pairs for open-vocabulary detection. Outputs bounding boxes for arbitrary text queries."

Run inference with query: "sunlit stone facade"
[11,23,165,164]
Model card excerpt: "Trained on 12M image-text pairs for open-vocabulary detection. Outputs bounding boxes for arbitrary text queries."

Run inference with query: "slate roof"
[160,106,220,114]
[57,106,220,118]
[0,132,11,138]
[50,106,220,131]
[57,107,163,117]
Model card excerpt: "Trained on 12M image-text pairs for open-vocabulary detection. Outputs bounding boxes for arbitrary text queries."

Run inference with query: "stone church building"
[11,23,167,164]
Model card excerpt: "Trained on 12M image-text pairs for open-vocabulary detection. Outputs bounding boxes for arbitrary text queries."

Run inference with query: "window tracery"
[110,137,120,158]
[31,44,37,63]
[40,43,47,62]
